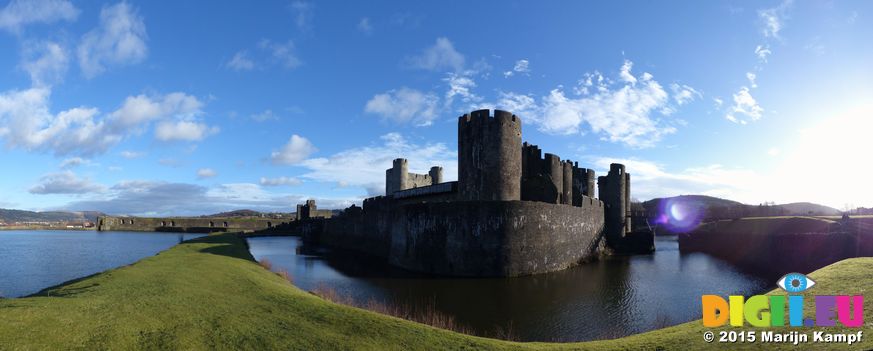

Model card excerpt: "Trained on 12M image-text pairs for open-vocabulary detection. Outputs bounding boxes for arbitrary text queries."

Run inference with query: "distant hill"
[777,202,841,216]
[640,195,841,220]
[641,195,742,211]
[0,209,105,223]
[203,209,264,218]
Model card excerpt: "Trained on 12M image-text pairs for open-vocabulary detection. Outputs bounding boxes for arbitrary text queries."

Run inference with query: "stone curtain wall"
[98,216,283,232]
[313,196,606,277]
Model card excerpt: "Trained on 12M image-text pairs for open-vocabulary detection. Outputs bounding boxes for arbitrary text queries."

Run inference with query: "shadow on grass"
[26,273,103,298]
[192,233,256,262]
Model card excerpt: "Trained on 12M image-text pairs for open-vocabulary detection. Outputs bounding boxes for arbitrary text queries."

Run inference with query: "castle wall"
[458,109,521,201]
[97,216,283,232]
[406,173,433,189]
[314,197,606,277]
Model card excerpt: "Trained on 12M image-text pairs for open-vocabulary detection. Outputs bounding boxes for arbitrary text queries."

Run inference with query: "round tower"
[458,109,522,201]
[544,153,562,204]
[429,166,443,184]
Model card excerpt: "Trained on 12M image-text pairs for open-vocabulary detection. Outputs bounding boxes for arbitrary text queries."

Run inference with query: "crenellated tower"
[458,109,522,201]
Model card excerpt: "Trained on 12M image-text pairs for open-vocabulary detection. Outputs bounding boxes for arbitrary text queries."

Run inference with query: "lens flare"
[656,197,703,233]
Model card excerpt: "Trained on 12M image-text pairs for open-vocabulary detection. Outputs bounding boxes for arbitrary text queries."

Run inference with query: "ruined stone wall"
[386,158,443,196]
[406,173,433,189]
[458,109,521,201]
[97,216,283,232]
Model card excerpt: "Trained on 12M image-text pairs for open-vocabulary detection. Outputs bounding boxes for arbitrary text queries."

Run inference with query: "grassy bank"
[1,233,870,350]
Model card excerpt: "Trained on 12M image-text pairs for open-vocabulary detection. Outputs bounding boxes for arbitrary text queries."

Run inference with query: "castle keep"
[305,109,653,277]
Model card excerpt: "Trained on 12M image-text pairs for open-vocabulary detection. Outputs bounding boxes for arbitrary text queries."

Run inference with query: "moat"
[248,235,770,342]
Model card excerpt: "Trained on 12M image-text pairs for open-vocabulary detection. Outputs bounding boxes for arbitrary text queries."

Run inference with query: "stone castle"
[302,109,652,277]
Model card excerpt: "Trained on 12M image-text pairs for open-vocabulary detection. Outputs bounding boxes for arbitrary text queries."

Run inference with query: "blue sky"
[0,0,871,215]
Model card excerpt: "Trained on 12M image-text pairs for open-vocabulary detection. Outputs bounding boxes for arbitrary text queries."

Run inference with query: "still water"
[0,230,203,298]
[247,235,770,342]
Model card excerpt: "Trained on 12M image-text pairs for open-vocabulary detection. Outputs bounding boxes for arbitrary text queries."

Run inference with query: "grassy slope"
[1,233,870,350]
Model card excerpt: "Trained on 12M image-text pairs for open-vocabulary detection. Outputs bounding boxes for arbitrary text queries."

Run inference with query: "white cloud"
[226,51,255,71]
[77,2,148,78]
[0,87,117,156]
[154,120,218,141]
[494,60,684,148]
[0,87,212,155]
[670,83,701,105]
[119,150,145,159]
[271,134,317,165]
[513,59,530,73]
[357,17,373,35]
[260,176,302,186]
[746,72,757,88]
[443,73,481,111]
[713,97,724,108]
[364,87,439,126]
[619,60,637,84]
[758,0,793,39]
[0,0,79,33]
[258,39,301,69]
[196,168,217,179]
[590,157,763,203]
[20,41,68,86]
[594,106,873,208]
[108,92,203,128]
[59,157,89,168]
[726,86,763,124]
[408,37,465,72]
[300,133,456,196]
[64,180,354,216]
[250,109,278,122]
[503,59,530,78]
[754,45,772,63]
[495,92,538,119]
[29,171,106,194]
[227,40,302,72]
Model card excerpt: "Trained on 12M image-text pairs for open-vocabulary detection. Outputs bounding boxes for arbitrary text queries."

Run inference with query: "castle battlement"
[459,109,521,125]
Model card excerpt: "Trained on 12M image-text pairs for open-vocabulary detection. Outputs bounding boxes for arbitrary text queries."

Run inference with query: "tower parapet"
[458,109,522,201]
